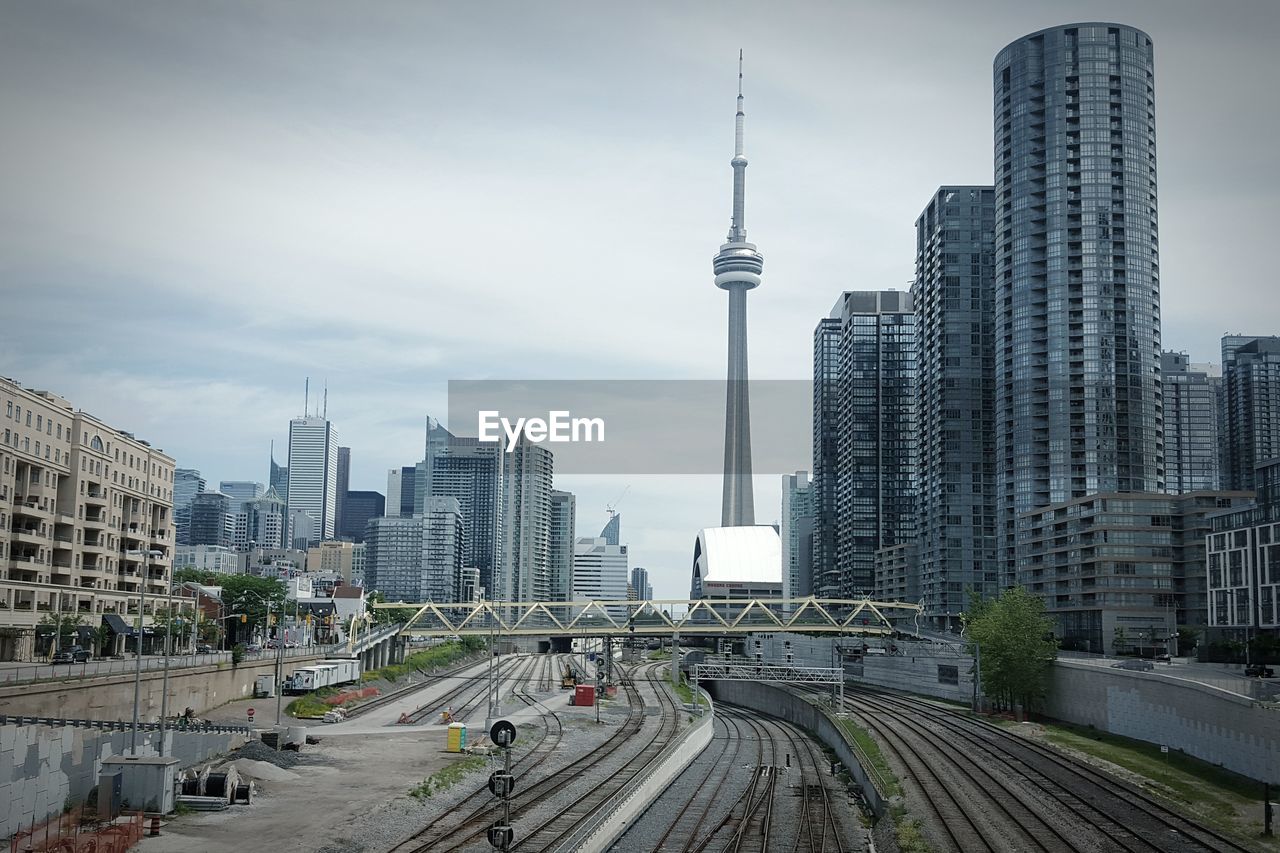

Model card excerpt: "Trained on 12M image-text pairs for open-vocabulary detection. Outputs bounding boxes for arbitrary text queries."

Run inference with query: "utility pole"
[130,567,148,755]
[159,561,174,757]
[275,597,284,726]
[972,641,982,713]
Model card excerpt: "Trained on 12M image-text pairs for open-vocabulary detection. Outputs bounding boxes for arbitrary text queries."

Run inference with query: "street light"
[130,549,163,756]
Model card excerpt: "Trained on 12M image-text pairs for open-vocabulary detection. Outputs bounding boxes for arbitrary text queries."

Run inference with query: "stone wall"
[0,723,246,841]
[1044,660,1280,782]
[0,655,323,720]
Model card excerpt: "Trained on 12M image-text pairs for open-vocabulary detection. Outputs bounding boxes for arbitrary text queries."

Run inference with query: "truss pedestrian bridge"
[372,597,924,639]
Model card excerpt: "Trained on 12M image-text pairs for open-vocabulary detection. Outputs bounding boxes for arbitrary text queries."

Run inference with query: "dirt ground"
[136,731,463,853]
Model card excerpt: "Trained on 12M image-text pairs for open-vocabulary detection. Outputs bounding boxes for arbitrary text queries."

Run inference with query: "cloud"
[1,0,1276,580]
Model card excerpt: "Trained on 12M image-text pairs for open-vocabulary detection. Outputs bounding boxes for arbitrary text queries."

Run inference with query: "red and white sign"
[247,707,256,720]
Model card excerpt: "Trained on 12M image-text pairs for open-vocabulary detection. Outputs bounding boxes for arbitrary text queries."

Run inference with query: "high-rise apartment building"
[780,471,814,601]
[811,291,916,598]
[811,315,841,598]
[1222,336,1280,491]
[364,496,464,603]
[0,379,175,660]
[424,434,504,596]
[1208,459,1280,637]
[501,439,553,602]
[912,186,998,626]
[188,491,233,548]
[286,416,339,544]
[994,24,1164,584]
[1161,352,1221,493]
[549,490,576,602]
[173,468,205,546]
[629,565,653,601]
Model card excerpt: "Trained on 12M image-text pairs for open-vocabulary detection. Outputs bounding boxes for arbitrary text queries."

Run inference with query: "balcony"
[10,526,47,546]
[83,513,108,529]
[11,498,51,520]
[84,488,107,505]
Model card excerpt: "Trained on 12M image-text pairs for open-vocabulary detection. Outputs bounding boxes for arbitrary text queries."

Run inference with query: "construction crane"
[606,485,631,519]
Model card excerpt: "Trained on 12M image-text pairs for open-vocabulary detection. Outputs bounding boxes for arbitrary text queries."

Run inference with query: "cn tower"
[714,51,763,528]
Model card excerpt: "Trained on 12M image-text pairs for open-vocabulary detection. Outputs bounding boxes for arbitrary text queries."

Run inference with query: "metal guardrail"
[0,713,251,734]
[348,622,404,655]
[0,644,343,687]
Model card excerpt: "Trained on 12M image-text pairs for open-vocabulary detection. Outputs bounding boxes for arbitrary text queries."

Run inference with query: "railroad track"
[340,656,490,720]
[648,710,753,852]
[692,710,778,853]
[390,662,678,853]
[845,688,1259,853]
[399,653,537,725]
[511,663,682,852]
[611,699,848,853]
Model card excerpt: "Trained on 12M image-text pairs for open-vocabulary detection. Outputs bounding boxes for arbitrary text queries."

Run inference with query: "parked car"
[51,646,91,664]
[1244,664,1275,678]
[244,643,263,653]
[1111,658,1154,671]
[196,644,216,654]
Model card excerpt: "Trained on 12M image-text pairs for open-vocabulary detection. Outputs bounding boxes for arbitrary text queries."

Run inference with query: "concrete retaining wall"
[0,723,246,840]
[0,655,323,720]
[750,632,975,705]
[706,680,888,818]
[1044,660,1280,782]
[576,692,714,852]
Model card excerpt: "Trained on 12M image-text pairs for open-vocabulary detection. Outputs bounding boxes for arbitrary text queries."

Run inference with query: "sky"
[2,1,1278,599]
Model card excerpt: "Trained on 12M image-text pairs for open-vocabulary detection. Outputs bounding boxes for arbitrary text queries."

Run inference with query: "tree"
[218,575,287,625]
[366,591,414,626]
[964,586,1058,713]
[172,568,219,586]
[39,613,85,652]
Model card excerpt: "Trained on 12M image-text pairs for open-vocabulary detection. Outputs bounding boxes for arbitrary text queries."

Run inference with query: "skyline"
[3,1,1278,597]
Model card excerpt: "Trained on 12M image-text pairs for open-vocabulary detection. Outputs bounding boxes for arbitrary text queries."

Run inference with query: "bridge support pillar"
[671,631,680,687]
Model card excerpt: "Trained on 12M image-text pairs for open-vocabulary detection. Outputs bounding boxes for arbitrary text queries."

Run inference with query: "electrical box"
[98,771,122,819]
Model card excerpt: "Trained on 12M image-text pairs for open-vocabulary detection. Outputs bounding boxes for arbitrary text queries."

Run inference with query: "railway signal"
[488,771,515,798]
[489,720,517,748]
[487,822,514,850]
[489,720,517,850]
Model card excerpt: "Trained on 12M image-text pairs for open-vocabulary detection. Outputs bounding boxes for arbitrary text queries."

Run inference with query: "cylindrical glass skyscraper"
[993,23,1164,579]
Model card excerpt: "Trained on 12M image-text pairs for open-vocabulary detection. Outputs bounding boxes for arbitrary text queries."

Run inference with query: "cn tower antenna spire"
[713,49,764,528]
